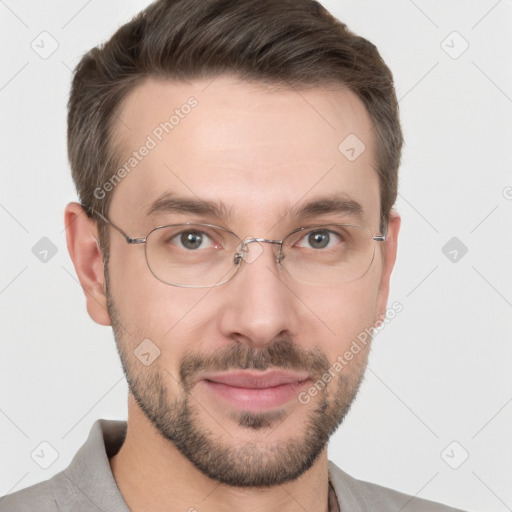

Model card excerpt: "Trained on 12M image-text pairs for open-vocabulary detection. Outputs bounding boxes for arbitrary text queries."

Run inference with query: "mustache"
[179,337,331,390]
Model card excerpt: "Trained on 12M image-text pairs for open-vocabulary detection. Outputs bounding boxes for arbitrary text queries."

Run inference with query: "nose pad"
[235,239,265,264]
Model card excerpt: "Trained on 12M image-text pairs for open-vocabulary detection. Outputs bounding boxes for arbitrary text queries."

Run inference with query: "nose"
[218,240,299,348]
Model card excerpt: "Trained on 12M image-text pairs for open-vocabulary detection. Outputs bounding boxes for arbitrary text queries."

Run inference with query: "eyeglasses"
[87,207,386,288]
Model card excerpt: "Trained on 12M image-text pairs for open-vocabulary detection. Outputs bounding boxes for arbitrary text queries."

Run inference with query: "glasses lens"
[281,224,377,285]
[145,224,240,287]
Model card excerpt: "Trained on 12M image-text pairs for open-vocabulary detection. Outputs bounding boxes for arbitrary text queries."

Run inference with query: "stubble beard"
[105,272,369,487]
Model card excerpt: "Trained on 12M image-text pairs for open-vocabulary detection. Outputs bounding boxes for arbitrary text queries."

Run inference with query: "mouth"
[198,369,311,410]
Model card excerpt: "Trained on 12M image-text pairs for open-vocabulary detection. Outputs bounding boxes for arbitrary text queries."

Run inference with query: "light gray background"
[1,1,511,511]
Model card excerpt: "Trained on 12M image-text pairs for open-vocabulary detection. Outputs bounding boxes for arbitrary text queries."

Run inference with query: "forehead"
[110,76,380,230]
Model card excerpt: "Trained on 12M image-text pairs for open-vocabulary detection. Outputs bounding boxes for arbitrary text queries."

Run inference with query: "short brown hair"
[68,0,402,257]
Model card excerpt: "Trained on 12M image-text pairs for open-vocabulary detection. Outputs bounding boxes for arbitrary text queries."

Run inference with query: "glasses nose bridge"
[235,236,284,265]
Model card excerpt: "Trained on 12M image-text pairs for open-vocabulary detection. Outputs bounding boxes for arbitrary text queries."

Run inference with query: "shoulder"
[0,419,129,512]
[328,461,467,512]
[0,476,61,512]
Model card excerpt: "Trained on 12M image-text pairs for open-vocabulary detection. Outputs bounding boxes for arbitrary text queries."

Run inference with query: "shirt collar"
[52,419,130,511]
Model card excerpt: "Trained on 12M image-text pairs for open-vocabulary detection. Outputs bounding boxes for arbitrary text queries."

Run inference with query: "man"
[1,0,465,510]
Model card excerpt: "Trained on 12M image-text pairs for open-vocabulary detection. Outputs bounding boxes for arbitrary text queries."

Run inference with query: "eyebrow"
[292,195,365,222]
[144,192,364,223]
[144,192,231,219]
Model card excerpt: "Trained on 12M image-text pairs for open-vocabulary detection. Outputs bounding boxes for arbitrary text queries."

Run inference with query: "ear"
[375,211,401,323]
[64,202,112,326]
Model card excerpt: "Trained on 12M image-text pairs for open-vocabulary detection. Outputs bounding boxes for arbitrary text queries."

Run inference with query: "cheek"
[108,261,227,386]
[107,245,218,345]
[298,274,380,359]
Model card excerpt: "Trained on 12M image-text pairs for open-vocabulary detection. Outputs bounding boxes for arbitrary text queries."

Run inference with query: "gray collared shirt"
[0,419,466,511]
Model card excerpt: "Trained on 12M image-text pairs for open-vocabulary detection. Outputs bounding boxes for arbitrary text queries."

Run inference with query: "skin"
[65,75,400,512]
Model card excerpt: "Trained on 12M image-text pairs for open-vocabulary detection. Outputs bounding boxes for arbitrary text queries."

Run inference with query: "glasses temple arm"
[81,204,144,244]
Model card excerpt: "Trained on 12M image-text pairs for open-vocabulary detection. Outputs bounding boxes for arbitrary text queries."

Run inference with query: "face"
[98,76,398,486]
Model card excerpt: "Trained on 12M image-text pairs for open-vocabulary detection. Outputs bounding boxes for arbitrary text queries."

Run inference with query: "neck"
[109,394,331,512]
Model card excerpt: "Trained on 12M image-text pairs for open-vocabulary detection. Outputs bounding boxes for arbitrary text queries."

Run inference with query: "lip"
[199,369,311,410]
[202,369,310,388]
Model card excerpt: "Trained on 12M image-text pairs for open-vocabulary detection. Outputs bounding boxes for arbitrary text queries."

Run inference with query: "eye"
[296,229,341,250]
[172,230,215,250]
